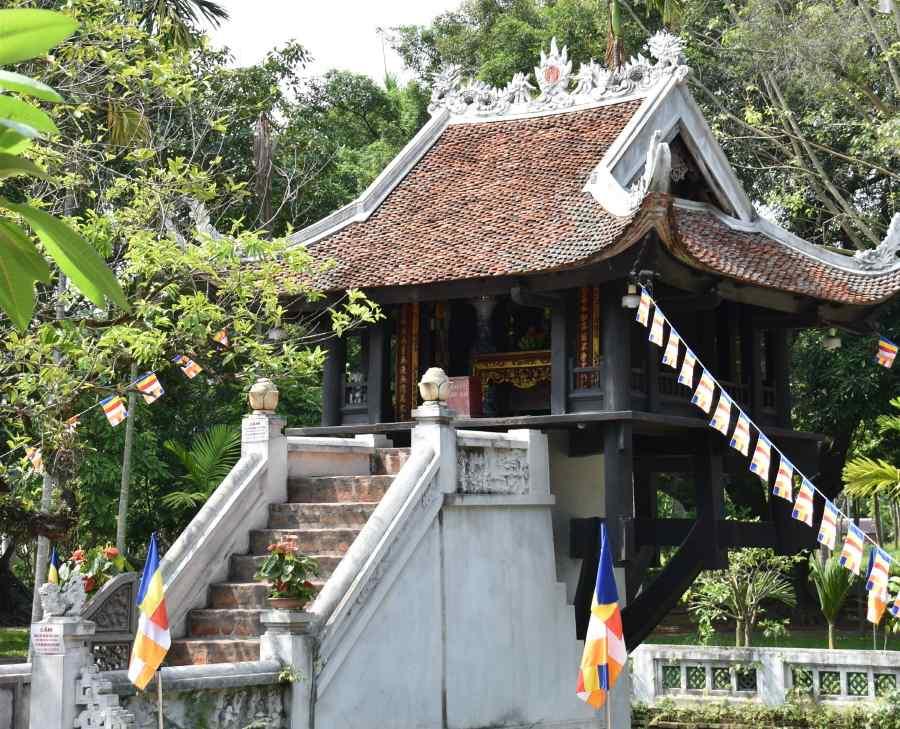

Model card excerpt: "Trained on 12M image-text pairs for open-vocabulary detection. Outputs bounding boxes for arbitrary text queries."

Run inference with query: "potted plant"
[255,537,320,609]
[60,544,132,596]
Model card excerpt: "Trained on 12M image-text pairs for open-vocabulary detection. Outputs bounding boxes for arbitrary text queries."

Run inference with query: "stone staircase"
[168,447,410,666]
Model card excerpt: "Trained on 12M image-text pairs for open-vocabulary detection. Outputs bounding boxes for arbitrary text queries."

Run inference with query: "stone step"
[268,501,377,529]
[229,554,342,582]
[209,582,269,609]
[373,448,410,475]
[287,475,393,504]
[188,608,265,638]
[167,638,260,667]
[249,528,360,556]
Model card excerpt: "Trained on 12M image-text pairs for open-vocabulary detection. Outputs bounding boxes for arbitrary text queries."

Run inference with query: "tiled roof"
[669,206,900,306]
[293,101,643,291]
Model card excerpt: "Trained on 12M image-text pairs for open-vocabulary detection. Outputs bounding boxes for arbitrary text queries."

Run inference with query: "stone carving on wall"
[91,642,131,672]
[123,685,286,729]
[428,31,689,117]
[81,573,138,671]
[75,662,136,729]
[457,446,530,495]
[854,213,900,271]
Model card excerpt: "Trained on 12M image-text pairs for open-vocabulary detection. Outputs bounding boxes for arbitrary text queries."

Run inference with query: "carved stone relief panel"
[457,446,530,495]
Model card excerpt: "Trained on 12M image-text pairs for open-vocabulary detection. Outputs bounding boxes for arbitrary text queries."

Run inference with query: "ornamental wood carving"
[471,350,551,390]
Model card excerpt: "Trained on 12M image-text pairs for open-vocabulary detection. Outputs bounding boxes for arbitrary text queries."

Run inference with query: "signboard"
[448,376,482,418]
[30,622,65,655]
[241,416,270,444]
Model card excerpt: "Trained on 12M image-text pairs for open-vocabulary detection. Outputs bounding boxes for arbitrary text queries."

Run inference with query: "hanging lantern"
[621,283,641,309]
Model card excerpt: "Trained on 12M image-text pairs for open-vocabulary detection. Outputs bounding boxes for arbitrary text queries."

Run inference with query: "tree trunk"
[30,471,55,624]
[892,500,900,549]
[735,619,743,647]
[744,621,752,648]
[0,538,30,625]
[874,496,884,545]
[828,622,835,650]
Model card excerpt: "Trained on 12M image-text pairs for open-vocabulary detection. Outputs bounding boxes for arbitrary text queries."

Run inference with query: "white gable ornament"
[853,213,900,271]
[427,30,690,118]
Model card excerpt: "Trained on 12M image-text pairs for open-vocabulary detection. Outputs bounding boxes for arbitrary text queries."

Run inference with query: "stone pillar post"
[411,367,457,494]
[260,610,319,729]
[29,616,95,729]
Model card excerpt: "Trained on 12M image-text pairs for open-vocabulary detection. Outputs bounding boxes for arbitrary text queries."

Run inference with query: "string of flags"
[0,329,227,475]
[636,287,898,625]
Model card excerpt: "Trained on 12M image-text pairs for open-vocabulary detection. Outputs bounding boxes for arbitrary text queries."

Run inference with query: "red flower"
[71,549,85,563]
[102,545,119,559]
[83,576,96,593]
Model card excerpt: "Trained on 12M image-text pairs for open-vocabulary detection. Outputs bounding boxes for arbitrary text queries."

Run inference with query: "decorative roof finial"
[854,213,900,271]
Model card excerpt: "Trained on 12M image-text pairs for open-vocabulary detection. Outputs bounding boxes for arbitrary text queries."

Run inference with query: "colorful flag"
[876,337,897,368]
[749,435,772,483]
[792,479,815,526]
[47,547,60,585]
[839,523,865,575]
[101,395,128,427]
[729,412,751,457]
[772,456,794,502]
[817,500,839,550]
[692,370,716,413]
[128,533,170,690]
[889,593,900,618]
[212,328,230,347]
[636,289,651,327]
[678,349,696,387]
[172,355,202,379]
[648,308,665,346]
[867,549,890,625]
[576,523,626,710]
[135,373,164,405]
[25,446,43,475]
[866,548,892,595]
[868,585,888,625]
[662,329,680,369]
[709,393,732,435]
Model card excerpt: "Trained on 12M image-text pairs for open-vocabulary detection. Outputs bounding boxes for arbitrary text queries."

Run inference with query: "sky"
[207,0,460,80]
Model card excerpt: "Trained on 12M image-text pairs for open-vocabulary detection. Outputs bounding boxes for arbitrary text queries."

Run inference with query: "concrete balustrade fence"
[632,643,900,707]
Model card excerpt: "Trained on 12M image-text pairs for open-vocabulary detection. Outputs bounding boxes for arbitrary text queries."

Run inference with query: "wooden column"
[772,329,792,428]
[694,433,727,569]
[602,284,632,412]
[321,335,345,426]
[646,340,660,412]
[367,320,387,424]
[550,296,568,415]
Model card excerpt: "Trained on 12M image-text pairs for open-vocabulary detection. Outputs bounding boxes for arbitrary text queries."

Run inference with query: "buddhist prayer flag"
[729,413,751,457]
[648,308,665,346]
[709,393,732,435]
[817,501,839,550]
[212,328,230,347]
[772,456,794,502]
[25,446,43,475]
[678,349,696,387]
[792,479,815,527]
[839,523,865,575]
[889,593,900,619]
[749,435,772,482]
[172,355,202,379]
[691,370,716,414]
[135,372,164,405]
[101,395,128,427]
[636,289,652,327]
[868,586,888,625]
[866,548,892,595]
[47,547,60,585]
[576,523,626,710]
[876,337,897,368]
[662,330,680,369]
[128,533,170,690]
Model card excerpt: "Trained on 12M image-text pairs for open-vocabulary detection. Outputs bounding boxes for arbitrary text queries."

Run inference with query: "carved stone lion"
[39,574,87,618]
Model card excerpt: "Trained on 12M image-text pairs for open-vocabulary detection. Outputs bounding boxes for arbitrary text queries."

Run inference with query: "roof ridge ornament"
[428,30,689,118]
[853,213,900,271]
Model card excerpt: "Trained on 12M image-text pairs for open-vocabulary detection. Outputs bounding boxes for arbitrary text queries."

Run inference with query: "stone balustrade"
[632,643,900,707]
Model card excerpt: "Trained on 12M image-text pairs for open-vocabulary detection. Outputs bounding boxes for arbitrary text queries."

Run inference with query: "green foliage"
[161,424,240,512]
[254,537,319,601]
[845,398,900,500]
[808,554,855,649]
[57,543,132,596]
[685,548,798,647]
[0,7,126,329]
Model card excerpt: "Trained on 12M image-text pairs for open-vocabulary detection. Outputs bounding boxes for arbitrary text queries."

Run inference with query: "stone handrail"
[161,452,267,636]
[102,659,282,694]
[81,572,139,671]
[0,663,31,681]
[311,443,438,633]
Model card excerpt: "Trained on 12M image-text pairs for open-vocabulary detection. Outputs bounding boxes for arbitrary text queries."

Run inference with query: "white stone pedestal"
[29,616,95,729]
[260,610,319,729]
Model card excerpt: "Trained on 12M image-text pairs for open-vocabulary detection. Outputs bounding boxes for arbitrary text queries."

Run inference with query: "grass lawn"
[0,627,28,659]
[647,629,899,651]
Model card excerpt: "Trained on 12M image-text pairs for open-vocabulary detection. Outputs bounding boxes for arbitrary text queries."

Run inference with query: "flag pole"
[157,669,164,729]
[605,696,612,728]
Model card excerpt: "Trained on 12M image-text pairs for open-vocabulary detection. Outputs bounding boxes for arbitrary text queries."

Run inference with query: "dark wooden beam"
[772,329,792,429]
[321,335,345,427]
[367,320,387,424]
[550,295,568,415]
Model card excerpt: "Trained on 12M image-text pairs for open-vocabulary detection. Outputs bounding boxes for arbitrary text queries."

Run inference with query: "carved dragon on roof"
[853,213,900,271]
[428,31,688,117]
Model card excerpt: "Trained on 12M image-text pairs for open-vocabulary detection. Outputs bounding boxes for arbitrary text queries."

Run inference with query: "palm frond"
[162,424,241,511]
[809,555,855,623]
[843,457,900,499]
